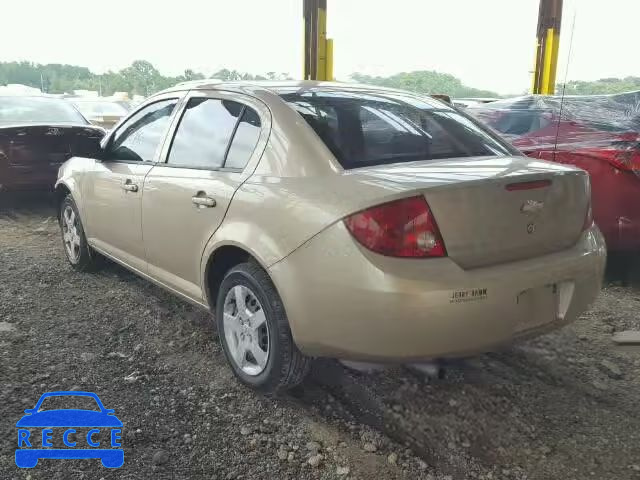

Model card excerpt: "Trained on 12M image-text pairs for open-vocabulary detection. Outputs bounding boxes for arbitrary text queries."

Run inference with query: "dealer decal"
[449,288,488,304]
[15,391,123,469]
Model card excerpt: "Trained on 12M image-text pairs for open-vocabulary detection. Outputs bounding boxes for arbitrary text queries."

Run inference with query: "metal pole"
[303,0,333,81]
[531,0,563,95]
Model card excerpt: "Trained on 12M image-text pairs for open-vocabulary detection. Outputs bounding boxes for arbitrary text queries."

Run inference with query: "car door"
[82,95,182,272]
[141,90,267,303]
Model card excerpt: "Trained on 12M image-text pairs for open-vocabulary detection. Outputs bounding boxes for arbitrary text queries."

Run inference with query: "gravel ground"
[1,196,639,480]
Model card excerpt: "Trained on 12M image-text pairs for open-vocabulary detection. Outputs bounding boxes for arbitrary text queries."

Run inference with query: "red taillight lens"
[344,196,446,258]
[581,137,640,177]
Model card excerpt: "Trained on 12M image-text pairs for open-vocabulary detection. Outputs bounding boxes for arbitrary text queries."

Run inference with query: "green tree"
[350,71,499,98]
[557,77,640,95]
[180,69,205,82]
[119,60,162,96]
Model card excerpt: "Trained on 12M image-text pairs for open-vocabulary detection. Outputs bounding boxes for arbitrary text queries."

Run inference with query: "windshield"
[279,88,517,169]
[72,100,129,117]
[0,96,87,125]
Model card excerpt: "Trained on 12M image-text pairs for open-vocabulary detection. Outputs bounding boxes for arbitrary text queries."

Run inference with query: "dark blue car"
[15,391,123,468]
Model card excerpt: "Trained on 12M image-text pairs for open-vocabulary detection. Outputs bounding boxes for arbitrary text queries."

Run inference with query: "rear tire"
[59,195,100,272]
[216,262,310,393]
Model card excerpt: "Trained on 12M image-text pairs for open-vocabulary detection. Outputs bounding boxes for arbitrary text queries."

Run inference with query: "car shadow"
[0,191,57,218]
[606,251,640,288]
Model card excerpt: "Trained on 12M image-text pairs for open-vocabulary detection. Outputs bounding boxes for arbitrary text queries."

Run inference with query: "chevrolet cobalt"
[55,81,606,392]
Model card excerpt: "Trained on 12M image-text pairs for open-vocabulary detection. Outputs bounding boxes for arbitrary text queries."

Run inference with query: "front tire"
[216,262,310,393]
[59,195,100,272]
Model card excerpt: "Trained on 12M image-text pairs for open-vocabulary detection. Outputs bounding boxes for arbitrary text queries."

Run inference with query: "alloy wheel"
[62,205,81,263]
[222,285,270,376]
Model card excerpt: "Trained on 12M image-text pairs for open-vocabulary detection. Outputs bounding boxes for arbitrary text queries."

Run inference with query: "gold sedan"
[55,81,606,392]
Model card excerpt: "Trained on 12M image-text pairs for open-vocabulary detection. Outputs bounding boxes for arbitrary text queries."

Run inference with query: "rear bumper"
[269,223,606,361]
[0,165,56,191]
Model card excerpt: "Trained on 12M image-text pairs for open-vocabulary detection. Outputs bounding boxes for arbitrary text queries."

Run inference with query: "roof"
[156,79,418,97]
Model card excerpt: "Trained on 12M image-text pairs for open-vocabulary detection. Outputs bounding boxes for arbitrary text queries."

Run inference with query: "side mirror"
[94,146,106,161]
[104,409,115,415]
[95,136,113,161]
[24,409,35,414]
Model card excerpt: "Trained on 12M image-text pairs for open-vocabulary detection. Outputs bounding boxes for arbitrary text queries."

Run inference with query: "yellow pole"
[531,0,562,94]
[303,0,334,81]
[317,4,327,80]
[541,28,560,94]
[326,38,334,81]
[531,41,541,93]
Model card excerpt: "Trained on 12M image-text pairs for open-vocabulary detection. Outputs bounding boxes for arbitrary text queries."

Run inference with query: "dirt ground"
[1,195,639,480]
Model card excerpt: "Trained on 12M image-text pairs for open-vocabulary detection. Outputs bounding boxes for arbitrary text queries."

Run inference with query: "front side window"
[279,89,517,169]
[168,98,245,169]
[106,99,178,162]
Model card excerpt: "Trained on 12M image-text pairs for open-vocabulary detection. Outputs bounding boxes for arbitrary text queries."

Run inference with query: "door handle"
[192,193,216,208]
[121,179,139,192]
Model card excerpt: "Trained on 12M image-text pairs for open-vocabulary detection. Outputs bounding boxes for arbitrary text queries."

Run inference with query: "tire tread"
[60,195,101,272]
[217,261,310,393]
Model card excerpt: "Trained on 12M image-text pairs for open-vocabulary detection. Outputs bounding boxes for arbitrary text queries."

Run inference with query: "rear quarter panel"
[198,173,399,274]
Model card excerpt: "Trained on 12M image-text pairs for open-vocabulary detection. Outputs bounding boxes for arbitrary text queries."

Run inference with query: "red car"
[470,92,640,252]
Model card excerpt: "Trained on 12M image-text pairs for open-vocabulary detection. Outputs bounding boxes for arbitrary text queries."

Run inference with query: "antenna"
[554,10,577,156]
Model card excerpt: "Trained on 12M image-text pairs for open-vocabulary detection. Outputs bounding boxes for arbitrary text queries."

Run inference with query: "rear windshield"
[279,89,516,169]
[0,96,87,125]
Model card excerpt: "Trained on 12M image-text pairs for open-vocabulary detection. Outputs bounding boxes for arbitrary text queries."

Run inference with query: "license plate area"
[515,281,575,331]
[516,283,559,330]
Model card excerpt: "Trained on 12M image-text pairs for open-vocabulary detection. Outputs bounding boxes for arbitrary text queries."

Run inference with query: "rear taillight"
[344,196,446,258]
[583,137,640,177]
[610,140,640,176]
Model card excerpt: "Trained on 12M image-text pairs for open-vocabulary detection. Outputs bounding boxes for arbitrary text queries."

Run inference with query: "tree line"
[558,77,640,96]
[1,60,638,98]
[0,60,291,97]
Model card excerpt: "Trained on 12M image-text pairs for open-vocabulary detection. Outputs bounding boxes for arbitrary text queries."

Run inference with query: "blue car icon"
[15,391,123,468]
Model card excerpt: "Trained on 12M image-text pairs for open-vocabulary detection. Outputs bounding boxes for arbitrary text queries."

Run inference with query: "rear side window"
[225,107,262,169]
[280,90,516,169]
[168,97,261,170]
[169,98,242,169]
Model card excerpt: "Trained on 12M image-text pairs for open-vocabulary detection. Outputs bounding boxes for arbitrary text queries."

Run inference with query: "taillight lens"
[610,140,640,176]
[344,196,446,258]
[581,137,640,177]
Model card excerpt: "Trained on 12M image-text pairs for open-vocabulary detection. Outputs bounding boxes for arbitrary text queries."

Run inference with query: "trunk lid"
[346,156,590,269]
[0,124,104,189]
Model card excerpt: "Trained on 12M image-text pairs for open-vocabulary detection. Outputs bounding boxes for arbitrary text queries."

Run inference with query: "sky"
[1,0,638,94]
